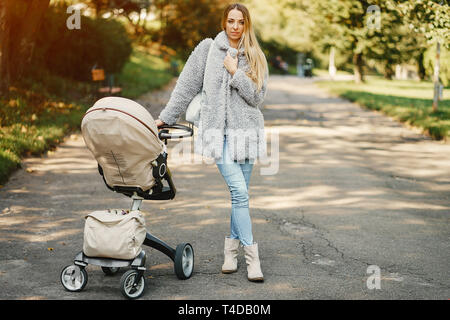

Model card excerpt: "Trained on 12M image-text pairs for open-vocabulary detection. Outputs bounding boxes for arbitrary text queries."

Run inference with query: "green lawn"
[117,46,174,98]
[0,47,174,185]
[0,87,88,184]
[313,68,354,77]
[317,77,450,140]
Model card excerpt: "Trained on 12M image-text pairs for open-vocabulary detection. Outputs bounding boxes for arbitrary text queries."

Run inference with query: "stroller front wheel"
[120,269,146,299]
[174,243,194,280]
[61,265,88,292]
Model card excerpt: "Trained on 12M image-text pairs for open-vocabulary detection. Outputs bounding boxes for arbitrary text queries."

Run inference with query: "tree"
[364,1,423,79]
[85,0,151,36]
[88,0,110,17]
[309,0,434,82]
[0,0,13,92]
[392,0,450,110]
[0,0,51,92]
[117,0,152,37]
[242,0,314,53]
[152,0,231,59]
[309,0,374,83]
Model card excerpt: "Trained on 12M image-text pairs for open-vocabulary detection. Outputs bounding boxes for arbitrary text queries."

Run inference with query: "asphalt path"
[0,76,449,300]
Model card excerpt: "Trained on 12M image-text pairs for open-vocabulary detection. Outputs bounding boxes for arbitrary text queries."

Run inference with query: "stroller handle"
[158,124,193,140]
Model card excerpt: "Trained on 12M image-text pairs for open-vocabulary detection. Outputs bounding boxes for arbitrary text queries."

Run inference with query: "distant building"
[395,64,420,80]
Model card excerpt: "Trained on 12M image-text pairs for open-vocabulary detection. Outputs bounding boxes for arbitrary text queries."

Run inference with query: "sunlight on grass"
[117,46,173,98]
[0,85,88,184]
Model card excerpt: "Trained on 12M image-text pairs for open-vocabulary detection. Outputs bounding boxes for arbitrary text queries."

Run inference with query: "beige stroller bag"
[83,209,147,260]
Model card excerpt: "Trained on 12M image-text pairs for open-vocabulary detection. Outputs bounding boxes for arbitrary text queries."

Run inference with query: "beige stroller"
[60,97,194,299]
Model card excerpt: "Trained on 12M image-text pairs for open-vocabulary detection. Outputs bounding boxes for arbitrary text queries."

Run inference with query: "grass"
[0,47,174,185]
[0,84,89,185]
[117,45,174,98]
[313,68,353,77]
[316,77,450,140]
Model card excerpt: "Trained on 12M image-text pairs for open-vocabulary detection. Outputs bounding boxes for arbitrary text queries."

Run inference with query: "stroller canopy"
[81,97,165,192]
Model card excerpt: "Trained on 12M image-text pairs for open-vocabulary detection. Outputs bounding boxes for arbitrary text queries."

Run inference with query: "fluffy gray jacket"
[158,30,268,162]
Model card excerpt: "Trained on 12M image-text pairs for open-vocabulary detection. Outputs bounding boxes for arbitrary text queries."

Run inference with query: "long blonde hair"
[221,3,268,91]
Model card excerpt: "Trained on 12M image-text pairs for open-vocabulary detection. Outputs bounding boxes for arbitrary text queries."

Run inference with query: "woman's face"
[225,9,245,41]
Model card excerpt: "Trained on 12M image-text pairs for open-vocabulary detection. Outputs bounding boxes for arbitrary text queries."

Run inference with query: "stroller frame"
[61,125,195,299]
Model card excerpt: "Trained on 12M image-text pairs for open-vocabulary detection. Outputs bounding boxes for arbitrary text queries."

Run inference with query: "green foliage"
[117,46,173,98]
[242,0,314,52]
[32,4,132,81]
[259,38,304,72]
[150,0,231,59]
[393,0,450,49]
[252,0,449,82]
[0,83,88,184]
[0,41,176,185]
[308,1,422,80]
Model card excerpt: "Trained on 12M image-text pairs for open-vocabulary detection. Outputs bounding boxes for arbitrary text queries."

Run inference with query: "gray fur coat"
[158,30,268,162]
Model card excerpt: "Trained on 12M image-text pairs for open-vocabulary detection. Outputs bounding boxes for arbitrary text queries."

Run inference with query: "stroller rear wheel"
[102,266,120,275]
[174,243,194,280]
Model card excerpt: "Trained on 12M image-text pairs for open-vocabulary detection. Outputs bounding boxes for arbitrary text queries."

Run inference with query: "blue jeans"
[216,135,254,246]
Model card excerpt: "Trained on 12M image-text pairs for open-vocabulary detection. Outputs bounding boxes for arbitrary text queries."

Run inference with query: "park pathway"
[0,76,449,299]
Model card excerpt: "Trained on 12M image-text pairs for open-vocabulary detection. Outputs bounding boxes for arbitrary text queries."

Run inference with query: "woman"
[156,3,268,282]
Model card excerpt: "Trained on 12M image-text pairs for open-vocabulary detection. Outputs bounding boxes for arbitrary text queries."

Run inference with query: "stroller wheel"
[120,270,146,299]
[102,266,120,275]
[61,265,88,292]
[174,243,194,280]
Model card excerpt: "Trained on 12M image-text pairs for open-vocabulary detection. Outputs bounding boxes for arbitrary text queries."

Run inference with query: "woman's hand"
[155,119,166,128]
[224,52,238,76]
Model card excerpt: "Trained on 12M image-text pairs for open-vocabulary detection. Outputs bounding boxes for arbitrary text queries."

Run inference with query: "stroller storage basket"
[83,210,146,260]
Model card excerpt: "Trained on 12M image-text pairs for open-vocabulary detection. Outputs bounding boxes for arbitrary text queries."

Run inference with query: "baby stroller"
[60,97,194,299]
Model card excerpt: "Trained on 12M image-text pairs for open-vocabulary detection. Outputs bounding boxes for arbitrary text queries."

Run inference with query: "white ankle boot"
[243,243,264,282]
[221,237,240,274]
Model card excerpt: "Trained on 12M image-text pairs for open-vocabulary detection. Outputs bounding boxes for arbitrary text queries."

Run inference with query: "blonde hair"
[221,3,268,91]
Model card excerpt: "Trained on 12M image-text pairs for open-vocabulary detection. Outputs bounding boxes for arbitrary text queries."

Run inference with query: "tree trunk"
[353,52,364,83]
[432,42,441,112]
[328,47,336,80]
[417,50,426,81]
[95,0,102,18]
[0,0,14,93]
[384,64,394,80]
[10,0,50,81]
